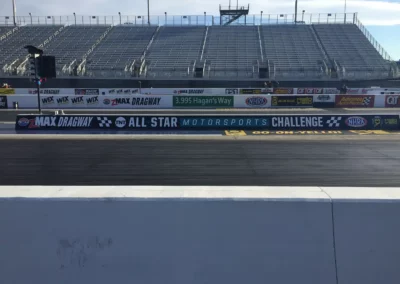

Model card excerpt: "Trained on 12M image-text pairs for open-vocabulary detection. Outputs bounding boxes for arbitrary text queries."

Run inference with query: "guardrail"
[0,13,356,27]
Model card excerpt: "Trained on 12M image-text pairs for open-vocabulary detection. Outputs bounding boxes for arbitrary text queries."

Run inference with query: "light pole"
[12,0,17,26]
[73,12,76,25]
[204,12,206,26]
[302,10,305,22]
[147,0,150,25]
[164,12,167,25]
[261,11,263,25]
[29,12,32,25]
[118,12,121,25]
[344,0,347,23]
[294,0,298,23]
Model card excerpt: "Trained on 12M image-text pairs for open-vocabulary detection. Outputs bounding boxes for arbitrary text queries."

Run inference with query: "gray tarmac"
[0,135,399,186]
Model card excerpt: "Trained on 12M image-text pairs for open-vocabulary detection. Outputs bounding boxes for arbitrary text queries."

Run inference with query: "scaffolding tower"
[219,2,250,25]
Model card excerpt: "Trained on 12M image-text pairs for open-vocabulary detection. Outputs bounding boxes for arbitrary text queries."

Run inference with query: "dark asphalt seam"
[320,187,339,284]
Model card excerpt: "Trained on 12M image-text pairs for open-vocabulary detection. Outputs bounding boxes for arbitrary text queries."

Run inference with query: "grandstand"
[0,12,398,85]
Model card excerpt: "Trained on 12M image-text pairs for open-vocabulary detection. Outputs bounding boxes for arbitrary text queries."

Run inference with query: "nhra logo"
[245,96,267,107]
[103,99,111,105]
[41,96,54,105]
[86,96,99,104]
[57,96,69,104]
[345,116,368,128]
[17,117,30,127]
[71,96,84,104]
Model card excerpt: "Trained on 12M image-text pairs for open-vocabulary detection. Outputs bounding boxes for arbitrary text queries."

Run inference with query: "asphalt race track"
[0,136,400,186]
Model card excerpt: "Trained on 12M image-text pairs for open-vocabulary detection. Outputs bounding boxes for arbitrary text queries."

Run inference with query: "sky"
[2,0,400,59]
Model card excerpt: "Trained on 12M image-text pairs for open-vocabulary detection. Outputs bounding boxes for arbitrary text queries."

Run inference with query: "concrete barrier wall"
[0,186,399,284]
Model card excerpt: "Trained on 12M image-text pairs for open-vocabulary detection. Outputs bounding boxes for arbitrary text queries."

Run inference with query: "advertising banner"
[313,94,335,108]
[0,88,15,95]
[7,95,172,109]
[13,88,72,95]
[271,96,313,107]
[234,96,272,108]
[239,88,273,95]
[101,89,140,95]
[16,114,399,131]
[384,95,400,108]
[0,96,8,109]
[335,95,375,108]
[224,88,239,95]
[75,89,99,95]
[273,88,294,94]
[173,96,234,108]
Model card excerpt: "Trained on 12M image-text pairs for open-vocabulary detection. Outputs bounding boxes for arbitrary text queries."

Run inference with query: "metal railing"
[0,13,357,27]
[354,15,393,61]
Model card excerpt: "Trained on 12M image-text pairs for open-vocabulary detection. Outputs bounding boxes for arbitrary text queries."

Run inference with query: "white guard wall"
[0,186,337,284]
[1,186,400,284]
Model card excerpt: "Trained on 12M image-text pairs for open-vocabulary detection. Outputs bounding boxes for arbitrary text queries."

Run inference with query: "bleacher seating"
[261,25,328,78]
[0,19,395,80]
[146,26,206,78]
[313,24,390,78]
[86,26,156,75]
[203,26,260,78]
[0,26,62,67]
[43,25,109,74]
[0,27,14,37]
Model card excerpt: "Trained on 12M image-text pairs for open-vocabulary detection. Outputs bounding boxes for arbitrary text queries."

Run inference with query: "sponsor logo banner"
[173,89,205,94]
[239,88,272,95]
[0,89,15,95]
[234,95,271,108]
[0,96,8,109]
[225,88,239,95]
[271,96,313,107]
[103,96,166,108]
[28,89,60,95]
[273,88,293,94]
[75,89,99,95]
[270,115,398,130]
[313,94,335,108]
[173,96,234,108]
[385,95,400,108]
[16,115,399,131]
[323,88,339,94]
[335,95,375,108]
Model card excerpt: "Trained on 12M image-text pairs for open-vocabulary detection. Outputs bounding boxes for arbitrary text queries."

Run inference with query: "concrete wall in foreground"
[0,187,399,284]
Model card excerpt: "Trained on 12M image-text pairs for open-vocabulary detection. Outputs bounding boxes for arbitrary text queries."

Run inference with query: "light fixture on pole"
[204,12,206,25]
[261,11,263,25]
[118,12,121,25]
[29,12,32,25]
[73,12,76,25]
[164,12,167,25]
[302,10,305,22]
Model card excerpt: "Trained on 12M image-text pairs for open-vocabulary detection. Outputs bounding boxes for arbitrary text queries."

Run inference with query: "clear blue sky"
[366,25,400,60]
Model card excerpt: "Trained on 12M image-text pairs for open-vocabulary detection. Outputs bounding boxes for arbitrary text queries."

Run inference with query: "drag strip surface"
[0,136,399,186]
